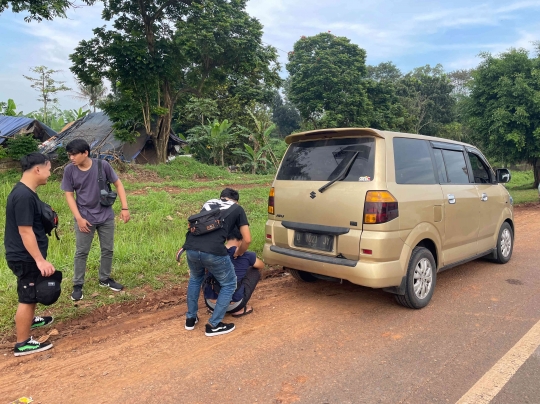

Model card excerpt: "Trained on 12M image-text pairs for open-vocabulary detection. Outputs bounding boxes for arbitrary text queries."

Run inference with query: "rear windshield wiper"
[318,151,359,193]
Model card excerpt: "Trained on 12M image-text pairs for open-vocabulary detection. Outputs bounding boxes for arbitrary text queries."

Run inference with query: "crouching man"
[183,188,251,336]
[204,228,264,317]
[5,153,56,356]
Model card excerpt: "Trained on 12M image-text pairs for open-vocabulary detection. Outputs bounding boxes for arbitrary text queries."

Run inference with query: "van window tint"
[433,149,448,183]
[277,137,375,181]
[442,150,470,183]
[468,153,491,184]
[393,138,436,184]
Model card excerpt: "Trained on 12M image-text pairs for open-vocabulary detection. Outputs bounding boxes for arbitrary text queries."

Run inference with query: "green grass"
[0,158,272,335]
[505,170,539,204]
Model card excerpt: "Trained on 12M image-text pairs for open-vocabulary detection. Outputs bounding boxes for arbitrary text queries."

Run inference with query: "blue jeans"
[186,250,237,327]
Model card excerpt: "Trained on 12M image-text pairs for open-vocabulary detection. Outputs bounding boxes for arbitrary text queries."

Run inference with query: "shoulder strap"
[97,159,107,190]
[220,203,239,221]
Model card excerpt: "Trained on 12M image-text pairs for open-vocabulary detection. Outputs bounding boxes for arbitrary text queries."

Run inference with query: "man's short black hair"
[20,152,49,172]
[220,188,239,202]
[227,227,243,241]
[66,138,90,155]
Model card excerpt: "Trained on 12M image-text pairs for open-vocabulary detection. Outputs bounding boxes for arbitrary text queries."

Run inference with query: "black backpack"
[40,201,60,240]
[187,204,238,236]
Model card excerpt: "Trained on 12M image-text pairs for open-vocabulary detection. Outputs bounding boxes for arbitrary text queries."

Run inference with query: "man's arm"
[18,226,55,276]
[234,224,251,258]
[113,178,130,223]
[253,257,265,270]
[65,191,92,233]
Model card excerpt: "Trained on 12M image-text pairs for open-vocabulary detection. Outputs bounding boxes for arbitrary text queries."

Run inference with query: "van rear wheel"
[286,268,318,282]
[395,247,436,309]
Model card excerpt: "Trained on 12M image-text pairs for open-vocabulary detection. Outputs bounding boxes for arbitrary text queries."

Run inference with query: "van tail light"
[268,187,275,215]
[364,191,398,224]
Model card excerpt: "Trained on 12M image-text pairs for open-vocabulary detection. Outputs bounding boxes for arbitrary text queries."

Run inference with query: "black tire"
[287,268,318,282]
[395,247,437,309]
[494,222,513,264]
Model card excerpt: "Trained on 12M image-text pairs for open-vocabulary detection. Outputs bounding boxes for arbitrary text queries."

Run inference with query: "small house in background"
[42,112,187,163]
[0,115,56,146]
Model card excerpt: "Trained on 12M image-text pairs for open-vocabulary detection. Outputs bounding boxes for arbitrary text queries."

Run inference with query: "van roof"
[285,127,474,148]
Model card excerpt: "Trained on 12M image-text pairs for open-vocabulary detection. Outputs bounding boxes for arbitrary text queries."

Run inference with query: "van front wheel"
[286,268,318,282]
[395,247,436,309]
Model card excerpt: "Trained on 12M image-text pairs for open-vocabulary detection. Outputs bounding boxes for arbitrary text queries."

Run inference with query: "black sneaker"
[99,278,123,291]
[71,285,83,301]
[185,315,199,330]
[14,337,53,357]
[31,316,54,329]
[205,322,235,337]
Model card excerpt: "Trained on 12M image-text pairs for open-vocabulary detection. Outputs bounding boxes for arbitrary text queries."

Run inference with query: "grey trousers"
[73,219,115,285]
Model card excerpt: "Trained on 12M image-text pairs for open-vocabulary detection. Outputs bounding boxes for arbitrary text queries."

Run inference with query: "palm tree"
[72,81,108,112]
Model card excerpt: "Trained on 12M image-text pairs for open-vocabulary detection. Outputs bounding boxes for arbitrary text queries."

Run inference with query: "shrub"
[6,134,40,159]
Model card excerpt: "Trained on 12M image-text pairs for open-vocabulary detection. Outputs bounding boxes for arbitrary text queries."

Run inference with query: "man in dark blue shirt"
[204,227,264,317]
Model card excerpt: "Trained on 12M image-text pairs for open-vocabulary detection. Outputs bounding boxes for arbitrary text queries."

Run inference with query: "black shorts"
[7,261,41,304]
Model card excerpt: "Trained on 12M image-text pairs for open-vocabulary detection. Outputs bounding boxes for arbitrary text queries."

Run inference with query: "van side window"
[442,150,470,183]
[468,153,491,184]
[433,149,448,183]
[393,138,436,184]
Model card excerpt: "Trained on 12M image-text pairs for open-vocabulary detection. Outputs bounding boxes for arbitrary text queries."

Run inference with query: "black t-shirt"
[183,205,250,256]
[4,182,48,262]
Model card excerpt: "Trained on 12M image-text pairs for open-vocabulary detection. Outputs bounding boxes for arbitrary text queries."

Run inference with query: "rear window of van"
[277,137,375,181]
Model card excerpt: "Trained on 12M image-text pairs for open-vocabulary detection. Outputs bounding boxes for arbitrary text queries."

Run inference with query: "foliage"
[396,64,455,136]
[5,134,39,159]
[0,146,8,159]
[271,91,301,137]
[467,48,540,187]
[367,61,403,83]
[72,81,108,112]
[286,32,371,128]
[70,0,280,164]
[23,66,71,125]
[0,0,95,22]
[0,99,24,116]
[26,107,89,131]
[233,143,270,174]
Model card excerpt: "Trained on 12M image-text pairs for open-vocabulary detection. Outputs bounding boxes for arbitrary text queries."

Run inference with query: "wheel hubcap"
[413,258,433,300]
[500,228,512,258]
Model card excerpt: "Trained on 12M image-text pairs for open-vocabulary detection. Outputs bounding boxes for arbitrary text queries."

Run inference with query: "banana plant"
[233,143,271,174]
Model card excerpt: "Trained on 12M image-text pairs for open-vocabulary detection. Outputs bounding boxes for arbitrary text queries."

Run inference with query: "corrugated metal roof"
[0,115,56,144]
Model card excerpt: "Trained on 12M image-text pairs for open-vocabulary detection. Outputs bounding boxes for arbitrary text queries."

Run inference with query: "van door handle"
[447,194,456,204]
[481,193,488,202]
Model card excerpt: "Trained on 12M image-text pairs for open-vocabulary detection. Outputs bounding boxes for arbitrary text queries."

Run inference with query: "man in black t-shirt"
[183,188,251,336]
[4,153,56,356]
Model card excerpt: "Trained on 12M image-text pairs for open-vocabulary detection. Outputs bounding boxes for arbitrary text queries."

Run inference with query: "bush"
[6,134,39,159]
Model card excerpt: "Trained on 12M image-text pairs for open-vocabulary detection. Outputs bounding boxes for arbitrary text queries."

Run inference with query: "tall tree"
[71,0,280,163]
[397,64,455,136]
[271,91,301,137]
[72,81,107,112]
[23,66,71,125]
[467,48,540,187]
[0,0,95,22]
[286,32,371,129]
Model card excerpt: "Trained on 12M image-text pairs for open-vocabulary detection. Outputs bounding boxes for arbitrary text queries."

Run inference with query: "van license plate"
[294,231,334,252]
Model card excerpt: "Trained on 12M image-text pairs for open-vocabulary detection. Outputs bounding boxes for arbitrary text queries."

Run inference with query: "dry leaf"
[166,215,174,221]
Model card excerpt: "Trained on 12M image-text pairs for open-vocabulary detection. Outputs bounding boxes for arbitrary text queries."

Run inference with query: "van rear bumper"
[263,243,408,288]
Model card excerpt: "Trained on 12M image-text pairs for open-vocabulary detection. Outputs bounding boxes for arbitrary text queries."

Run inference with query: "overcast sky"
[1,0,540,113]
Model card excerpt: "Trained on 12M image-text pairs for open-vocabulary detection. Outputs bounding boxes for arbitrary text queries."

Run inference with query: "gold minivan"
[263,128,514,308]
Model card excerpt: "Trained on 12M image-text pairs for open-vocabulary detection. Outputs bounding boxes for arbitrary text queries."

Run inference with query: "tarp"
[42,112,186,162]
[0,115,56,145]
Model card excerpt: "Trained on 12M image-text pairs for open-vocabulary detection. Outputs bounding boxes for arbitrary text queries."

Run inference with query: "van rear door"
[271,137,377,261]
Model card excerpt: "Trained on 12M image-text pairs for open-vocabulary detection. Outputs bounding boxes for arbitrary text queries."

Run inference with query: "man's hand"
[36,259,55,277]
[233,250,243,259]
[76,217,92,233]
[119,210,130,223]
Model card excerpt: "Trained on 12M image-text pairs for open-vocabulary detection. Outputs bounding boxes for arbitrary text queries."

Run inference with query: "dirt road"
[1,205,539,403]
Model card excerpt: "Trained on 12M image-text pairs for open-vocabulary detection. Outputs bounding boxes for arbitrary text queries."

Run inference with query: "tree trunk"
[531,158,539,189]
[153,113,171,164]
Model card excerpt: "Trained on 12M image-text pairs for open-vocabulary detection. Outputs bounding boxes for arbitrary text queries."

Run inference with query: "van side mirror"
[496,168,511,183]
